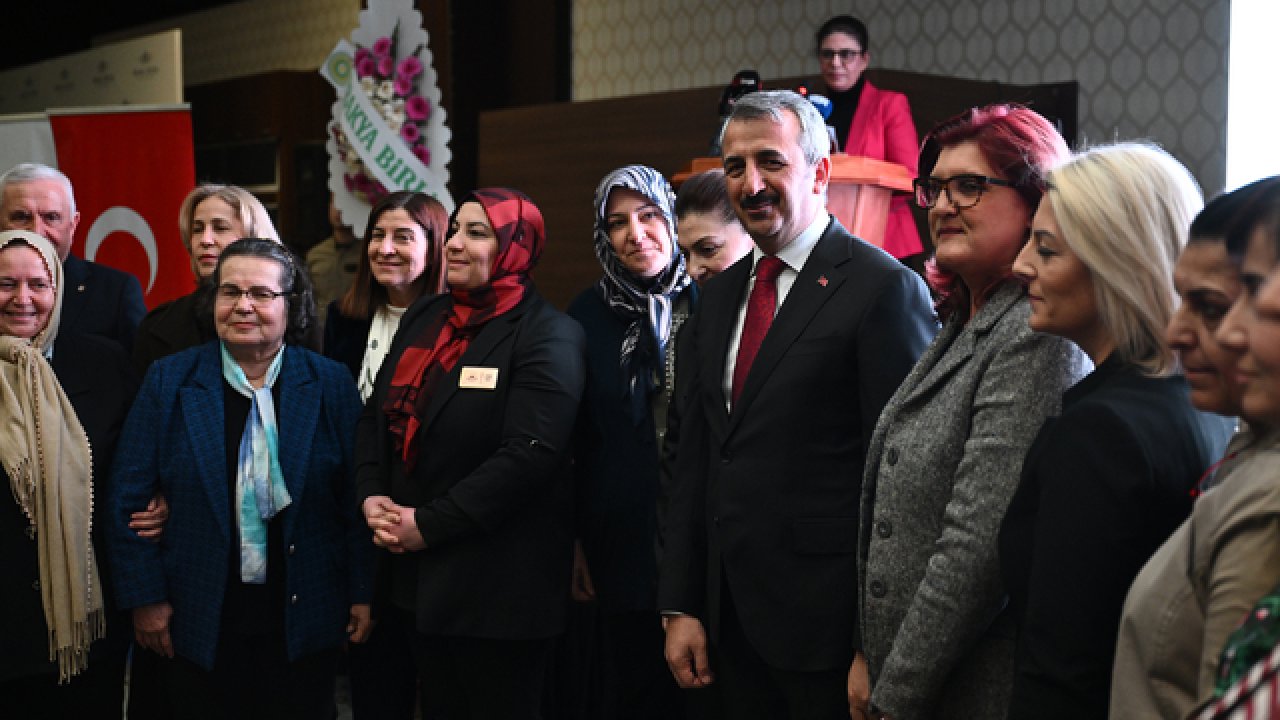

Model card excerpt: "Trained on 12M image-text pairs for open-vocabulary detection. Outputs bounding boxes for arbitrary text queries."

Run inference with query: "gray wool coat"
[857,282,1088,720]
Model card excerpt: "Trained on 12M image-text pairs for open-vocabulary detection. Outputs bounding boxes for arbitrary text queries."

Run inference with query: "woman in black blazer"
[999,143,1231,720]
[357,188,585,719]
[323,191,448,399]
[133,184,281,374]
[324,194,448,720]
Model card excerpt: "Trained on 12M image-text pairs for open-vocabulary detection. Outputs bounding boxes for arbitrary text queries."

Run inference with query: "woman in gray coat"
[850,105,1087,720]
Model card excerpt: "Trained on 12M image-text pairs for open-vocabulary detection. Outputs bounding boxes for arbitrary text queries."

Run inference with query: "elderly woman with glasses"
[0,230,137,717]
[851,105,1088,720]
[108,239,372,719]
[814,14,921,259]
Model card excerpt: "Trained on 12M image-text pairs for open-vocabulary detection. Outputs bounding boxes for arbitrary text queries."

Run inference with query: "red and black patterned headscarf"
[383,188,545,469]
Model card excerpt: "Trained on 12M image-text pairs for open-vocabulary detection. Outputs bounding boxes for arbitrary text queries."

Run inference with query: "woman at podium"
[816,15,922,260]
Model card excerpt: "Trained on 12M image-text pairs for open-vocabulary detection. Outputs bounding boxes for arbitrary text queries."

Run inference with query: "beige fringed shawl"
[0,230,102,682]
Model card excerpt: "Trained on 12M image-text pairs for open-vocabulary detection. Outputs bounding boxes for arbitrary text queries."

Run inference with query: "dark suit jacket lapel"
[276,346,318,541]
[60,255,90,335]
[180,344,230,541]
[728,226,848,431]
[419,300,527,430]
[702,254,753,437]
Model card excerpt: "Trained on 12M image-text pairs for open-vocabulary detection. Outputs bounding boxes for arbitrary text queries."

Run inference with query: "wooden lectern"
[673,154,914,250]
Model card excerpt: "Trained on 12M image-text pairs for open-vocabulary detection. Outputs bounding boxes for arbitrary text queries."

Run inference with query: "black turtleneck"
[827,76,867,151]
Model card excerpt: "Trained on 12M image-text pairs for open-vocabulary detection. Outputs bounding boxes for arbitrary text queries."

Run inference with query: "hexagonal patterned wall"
[573,0,1229,193]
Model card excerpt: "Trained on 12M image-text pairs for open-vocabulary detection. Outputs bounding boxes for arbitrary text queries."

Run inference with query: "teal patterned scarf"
[220,343,290,584]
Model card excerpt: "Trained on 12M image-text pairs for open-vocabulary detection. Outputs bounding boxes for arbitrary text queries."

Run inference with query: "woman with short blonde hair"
[135,184,282,372]
[1000,142,1229,719]
[1045,142,1201,375]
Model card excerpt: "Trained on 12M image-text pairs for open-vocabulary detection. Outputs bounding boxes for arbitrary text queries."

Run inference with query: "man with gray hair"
[658,90,936,719]
[0,163,146,352]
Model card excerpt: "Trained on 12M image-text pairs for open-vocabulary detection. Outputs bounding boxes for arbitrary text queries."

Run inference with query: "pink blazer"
[843,82,922,259]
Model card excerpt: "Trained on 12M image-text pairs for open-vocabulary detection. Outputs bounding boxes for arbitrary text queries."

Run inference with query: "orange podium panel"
[673,154,913,250]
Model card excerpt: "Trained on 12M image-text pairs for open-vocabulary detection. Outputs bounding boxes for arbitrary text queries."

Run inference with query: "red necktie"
[732,255,785,404]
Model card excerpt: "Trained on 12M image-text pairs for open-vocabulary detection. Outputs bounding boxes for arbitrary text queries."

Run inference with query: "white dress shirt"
[722,211,831,411]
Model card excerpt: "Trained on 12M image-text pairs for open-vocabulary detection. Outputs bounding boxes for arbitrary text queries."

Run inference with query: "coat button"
[886,448,899,466]
[288,544,296,555]
[712,516,720,527]
[870,580,886,598]
[720,453,731,464]
[876,521,892,538]
[32,580,40,591]
[291,594,299,605]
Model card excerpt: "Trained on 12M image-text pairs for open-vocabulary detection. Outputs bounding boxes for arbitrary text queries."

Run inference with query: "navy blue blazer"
[106,342,373,670]
[568,284,696,613]
[61,254,147,354]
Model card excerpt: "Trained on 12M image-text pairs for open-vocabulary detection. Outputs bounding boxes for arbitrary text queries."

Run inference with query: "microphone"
[806,93,840,153]
[808,94,833,121]
[710,69,762,156]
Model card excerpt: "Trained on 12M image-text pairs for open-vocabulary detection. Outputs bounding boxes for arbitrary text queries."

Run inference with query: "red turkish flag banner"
[49,106,197,309]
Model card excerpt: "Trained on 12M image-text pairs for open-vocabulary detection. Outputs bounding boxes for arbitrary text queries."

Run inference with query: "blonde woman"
[133,184,281,373]
[999,143,1230,720]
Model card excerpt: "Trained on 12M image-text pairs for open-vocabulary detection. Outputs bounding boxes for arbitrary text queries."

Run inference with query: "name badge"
[459,366,499,390]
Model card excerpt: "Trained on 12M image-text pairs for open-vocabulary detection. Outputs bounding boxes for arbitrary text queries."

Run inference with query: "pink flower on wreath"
[397,56,423,81]
[343,174,356,192]
[400,123,420,144]
[372,37,392,58]
[376,55,394,78]
[355,56,376,79]
[412,144,430,165]
[394,74,413,97]
[405,95,430,121]
[355,47,372,65]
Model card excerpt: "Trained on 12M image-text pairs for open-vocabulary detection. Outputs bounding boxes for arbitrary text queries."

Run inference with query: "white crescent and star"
[83,205,158,293]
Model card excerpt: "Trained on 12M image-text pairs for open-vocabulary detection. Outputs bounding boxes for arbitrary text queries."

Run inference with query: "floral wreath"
[322,0,453,236]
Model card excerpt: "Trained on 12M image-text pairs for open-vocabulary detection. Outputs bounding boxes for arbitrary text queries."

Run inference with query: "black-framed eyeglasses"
[215,284,288,304]
[913,174,1014,209]
[818,48,865,63]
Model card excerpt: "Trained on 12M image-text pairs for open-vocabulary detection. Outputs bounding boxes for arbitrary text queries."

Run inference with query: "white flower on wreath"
[360,77,375,96]
[376,80,394,101]
[390,109,406,127]
[387,117,403,133]
[392,98,405,113]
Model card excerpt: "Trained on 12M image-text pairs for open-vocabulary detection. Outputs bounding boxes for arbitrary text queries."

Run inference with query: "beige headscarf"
[0,229,101,682]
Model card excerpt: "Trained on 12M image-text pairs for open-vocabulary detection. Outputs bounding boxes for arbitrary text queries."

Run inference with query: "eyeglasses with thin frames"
[818,48,865,64]
[216,284,289,305]
[913,174,1014,209]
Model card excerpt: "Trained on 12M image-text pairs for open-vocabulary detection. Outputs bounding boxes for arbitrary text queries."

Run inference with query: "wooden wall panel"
[479,70,1077,308]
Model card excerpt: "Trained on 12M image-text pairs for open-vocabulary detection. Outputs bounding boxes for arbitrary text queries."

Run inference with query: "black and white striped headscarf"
[592,165,692,421]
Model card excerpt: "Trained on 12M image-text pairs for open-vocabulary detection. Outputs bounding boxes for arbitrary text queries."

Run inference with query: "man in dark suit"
[658,90,936,719]
[0,163,146,353]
